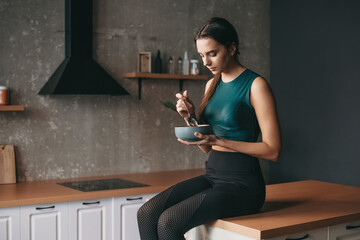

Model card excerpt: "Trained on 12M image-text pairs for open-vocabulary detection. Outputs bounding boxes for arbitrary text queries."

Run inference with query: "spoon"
[182,98,198,127]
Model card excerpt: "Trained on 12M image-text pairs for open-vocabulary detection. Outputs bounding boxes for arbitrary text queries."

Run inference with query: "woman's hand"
[175,90,196,119]
[177,132,219,146]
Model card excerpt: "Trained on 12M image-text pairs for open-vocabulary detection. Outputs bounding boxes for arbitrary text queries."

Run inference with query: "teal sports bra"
[203,69,260,142]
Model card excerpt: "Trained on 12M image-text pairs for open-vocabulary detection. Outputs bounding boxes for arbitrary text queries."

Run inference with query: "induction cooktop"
[57,178,149,192]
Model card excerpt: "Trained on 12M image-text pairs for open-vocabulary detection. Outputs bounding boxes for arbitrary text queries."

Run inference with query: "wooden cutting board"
[0,144,17,184]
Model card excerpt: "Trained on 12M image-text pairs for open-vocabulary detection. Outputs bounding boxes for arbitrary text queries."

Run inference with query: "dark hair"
[194,17,240,58]
[195,17,240,123]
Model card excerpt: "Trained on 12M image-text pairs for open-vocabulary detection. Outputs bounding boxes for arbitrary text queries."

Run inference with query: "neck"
[221,60,246,82]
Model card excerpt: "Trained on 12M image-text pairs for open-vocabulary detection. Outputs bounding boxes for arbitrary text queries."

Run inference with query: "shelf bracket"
[179,80,184,93]
[138,78,142,100]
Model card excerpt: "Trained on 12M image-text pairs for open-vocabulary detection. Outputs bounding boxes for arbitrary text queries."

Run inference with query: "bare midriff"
[212,145,237,152]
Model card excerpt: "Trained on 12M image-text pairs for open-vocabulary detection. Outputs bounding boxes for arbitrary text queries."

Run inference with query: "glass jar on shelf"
[190,59,199,75]
[0,86,9,105]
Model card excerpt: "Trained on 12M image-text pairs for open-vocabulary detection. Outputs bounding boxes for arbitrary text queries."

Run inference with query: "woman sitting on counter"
[137,17,282,240]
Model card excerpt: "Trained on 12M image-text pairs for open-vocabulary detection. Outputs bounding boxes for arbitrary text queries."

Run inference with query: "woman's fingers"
[176,90,190,101]
[175,90,196,118]
[177,133,213,146]
[175,92,183,99]
[194,132,203,139]
[177,138,205,145]
[176,99,186,111]
[176,96,191,111]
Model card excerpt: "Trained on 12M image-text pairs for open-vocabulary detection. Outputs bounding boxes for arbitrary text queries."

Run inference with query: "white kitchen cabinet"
[69,198,113,240]
[329,220,360,240]
[0,206,20,240]
[202,226,329,240]
[203,225,257,240]
[114,193,157,240]
[266,227,328,240]
[20,202,68,240]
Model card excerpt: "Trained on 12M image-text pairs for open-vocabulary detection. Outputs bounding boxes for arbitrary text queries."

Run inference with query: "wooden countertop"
[1,170,360,239]
[0,169,205,208]
[210,180,360,239]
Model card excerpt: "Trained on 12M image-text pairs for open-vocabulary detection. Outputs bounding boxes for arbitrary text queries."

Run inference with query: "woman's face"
[196,37,235,75]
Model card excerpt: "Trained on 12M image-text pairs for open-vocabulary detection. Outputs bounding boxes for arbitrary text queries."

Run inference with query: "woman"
[137,17,281,240]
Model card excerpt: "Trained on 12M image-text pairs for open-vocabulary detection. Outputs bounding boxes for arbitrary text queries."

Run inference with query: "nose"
[203,56,211,67]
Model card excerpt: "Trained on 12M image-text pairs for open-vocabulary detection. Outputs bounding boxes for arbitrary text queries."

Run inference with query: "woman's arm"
[178,77,282,161]
[175,79,214,154]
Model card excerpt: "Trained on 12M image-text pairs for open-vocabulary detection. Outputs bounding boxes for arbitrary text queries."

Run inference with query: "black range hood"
[39,0,129,95]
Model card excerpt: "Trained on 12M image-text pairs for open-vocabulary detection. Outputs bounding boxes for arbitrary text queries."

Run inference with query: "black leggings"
[137,150,266,240]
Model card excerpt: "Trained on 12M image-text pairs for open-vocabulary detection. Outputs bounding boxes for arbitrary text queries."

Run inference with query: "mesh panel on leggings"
[157,193,206,240]
[137,186,175,240]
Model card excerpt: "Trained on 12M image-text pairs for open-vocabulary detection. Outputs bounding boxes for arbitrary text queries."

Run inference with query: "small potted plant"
[159,100,177,113]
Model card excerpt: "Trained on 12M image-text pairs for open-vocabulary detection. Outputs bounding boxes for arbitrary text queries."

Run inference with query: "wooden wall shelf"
[123,72,209,99]
[0,105,25,111]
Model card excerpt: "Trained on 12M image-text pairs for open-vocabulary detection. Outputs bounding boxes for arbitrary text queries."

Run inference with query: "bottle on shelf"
[168,56,175,74]
[155,50,162,73]
[182,51,190,75]
[177,57,183,74]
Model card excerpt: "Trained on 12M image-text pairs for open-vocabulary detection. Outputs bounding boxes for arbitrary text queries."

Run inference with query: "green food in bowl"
[174,124,212,141]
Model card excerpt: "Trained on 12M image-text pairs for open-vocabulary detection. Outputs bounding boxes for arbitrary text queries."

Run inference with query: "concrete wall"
[0,0,270,182]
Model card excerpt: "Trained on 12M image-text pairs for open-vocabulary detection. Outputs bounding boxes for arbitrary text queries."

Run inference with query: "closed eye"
[198,50,217,58]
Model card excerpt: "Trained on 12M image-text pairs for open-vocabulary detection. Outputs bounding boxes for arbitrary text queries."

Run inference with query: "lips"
[209,67,216,72]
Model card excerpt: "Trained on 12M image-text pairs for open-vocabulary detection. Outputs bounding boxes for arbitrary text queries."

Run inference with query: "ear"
[228,43,237,57]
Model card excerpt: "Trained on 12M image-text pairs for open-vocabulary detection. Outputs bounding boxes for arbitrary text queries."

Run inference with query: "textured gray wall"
[0,0,270,182]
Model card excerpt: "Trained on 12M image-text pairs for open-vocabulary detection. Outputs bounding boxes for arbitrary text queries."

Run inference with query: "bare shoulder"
[251,76,273,96]
[250,76,277,109]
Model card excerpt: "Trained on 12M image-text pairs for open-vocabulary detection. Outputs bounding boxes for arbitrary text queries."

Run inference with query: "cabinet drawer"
[266,227,327,240]
[329,220,360,240]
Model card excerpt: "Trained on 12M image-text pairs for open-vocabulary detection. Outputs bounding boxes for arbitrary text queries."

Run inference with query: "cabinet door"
[0,206,20,240]
[114,193,157,240]
[329,220,360,240]
[21,202,69,240]
[69,198,113,240]
[266,227,328,240]
[203,225,257,240]
[121,202,144,240]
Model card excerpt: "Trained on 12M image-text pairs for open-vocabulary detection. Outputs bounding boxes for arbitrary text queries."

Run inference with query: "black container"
[155,50,162,73]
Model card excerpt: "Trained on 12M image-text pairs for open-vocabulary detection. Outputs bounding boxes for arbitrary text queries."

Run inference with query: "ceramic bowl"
[174,124,212,141]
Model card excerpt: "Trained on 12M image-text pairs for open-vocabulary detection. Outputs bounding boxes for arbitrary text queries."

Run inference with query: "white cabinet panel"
[266,227,328,240]
[0,207,20,240]
[78,207,103,240]
[69,198,113,240]
[121,202,143,240]
[204,225,257,240]
[329,220,360,240]
[21,202,68,240]
[114,193,157,240]
[336,233,360,240]
[0,216,11,239]
[30,212,58,240]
